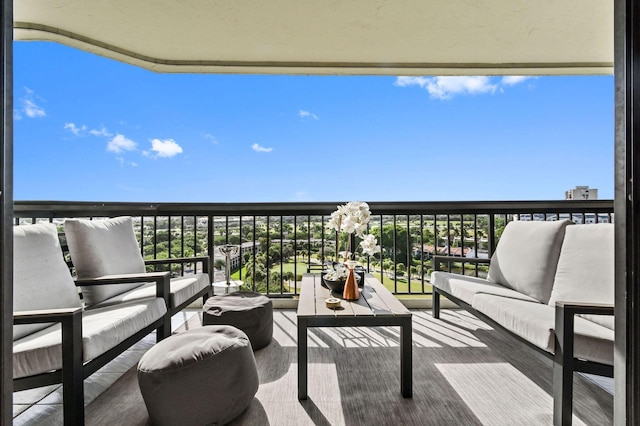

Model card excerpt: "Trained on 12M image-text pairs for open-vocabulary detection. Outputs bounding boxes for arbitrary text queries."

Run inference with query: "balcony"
[12,199,614,425]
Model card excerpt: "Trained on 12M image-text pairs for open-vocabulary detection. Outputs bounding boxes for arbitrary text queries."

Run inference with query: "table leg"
[298,318,308,400]
[400,317,413,398]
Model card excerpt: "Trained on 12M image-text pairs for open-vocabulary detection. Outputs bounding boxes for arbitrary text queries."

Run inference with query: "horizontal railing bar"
[13,200,614,218]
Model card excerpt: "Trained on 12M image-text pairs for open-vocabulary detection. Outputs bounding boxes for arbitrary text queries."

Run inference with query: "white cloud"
[23,99,46,118]
[394,76,430,88]
[107,134,137,153]
[425,76,497,99]
[395,75,532,99]
[19,88,46,118]
[89,126,112,137]
[204,133,218,144]
[299,110,319,120]
[252,143,273,153]
[502,76,532,86]
[147,138,183,158]
[64,122,87,136]
[64,123,112,138]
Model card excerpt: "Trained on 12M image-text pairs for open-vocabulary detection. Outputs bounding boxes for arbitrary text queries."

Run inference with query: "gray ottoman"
[202,291,273,350]
[137,325,258,426]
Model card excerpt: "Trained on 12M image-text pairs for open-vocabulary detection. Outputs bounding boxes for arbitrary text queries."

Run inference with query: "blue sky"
[13,41,614,202]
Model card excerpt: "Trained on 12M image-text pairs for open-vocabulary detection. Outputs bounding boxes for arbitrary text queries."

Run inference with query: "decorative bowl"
[322,276,345,294]
[321,273,362,295]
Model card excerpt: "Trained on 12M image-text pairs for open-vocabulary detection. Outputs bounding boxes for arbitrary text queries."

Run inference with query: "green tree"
[372,224,409,267]
[396,262,406,276]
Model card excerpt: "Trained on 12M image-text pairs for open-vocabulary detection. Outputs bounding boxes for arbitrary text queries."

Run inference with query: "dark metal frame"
[0,0,12,424]
[13,272,170,426]
[432,257,614,426]
[297,315,413,400]
[615,0,640,424]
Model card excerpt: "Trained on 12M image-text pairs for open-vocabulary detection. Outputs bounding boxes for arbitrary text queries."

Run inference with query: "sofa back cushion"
[65,216,147,306]
[548,223,615,329]
[13,223,82,340]
[487,219,572,303]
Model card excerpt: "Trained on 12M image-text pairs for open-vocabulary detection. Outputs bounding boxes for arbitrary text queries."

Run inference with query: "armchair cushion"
[65,217,147,306]
[13,223,82,340]
[93,274,210,309]
[487,219,572,304]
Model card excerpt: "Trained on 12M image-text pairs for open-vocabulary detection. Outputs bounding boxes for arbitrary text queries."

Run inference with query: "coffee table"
[297,273,412,400]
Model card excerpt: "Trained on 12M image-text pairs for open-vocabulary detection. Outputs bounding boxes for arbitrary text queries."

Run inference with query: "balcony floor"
[14,309,613,425]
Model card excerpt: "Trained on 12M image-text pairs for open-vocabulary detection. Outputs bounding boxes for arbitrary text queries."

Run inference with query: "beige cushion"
[94,273,210,309]
[13,223,82,340]
[548,223,615,330]
[487,220,572,303]
[65,217,147,306]
[472,293,614,365]
[430,271,539,305]
[13,297,166,378]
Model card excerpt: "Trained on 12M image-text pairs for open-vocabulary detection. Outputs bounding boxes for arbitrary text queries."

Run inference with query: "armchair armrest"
[145,255,210,274]
[14,307,83,325]
[433,255,491,271]
[75,271,171,301]
[555,301,615,316]
[554,301,615,359]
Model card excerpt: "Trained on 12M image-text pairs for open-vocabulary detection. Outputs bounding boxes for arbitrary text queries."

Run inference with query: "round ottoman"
[202,291,273,350]
[137,325,258,426]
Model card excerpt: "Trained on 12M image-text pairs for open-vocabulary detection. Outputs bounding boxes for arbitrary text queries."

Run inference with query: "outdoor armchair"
[64,216,212,331]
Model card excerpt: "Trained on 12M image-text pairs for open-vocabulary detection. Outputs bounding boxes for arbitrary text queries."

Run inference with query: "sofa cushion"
[13,297,166,378]
[472,293,614,365]
[65,217,148,306]
[548,223,614,330]
[487,219,572,304]
[93,273,210,309]
[430,271,539,305]
[13,223,82,340]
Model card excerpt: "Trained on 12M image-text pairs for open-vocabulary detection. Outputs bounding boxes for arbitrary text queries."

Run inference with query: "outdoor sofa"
[430,219,614,426]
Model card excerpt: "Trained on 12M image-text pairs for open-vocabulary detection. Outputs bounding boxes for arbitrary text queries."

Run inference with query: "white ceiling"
[13,0,613,75]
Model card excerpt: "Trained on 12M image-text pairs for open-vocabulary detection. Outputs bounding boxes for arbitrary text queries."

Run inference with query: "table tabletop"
[297,273,411,319]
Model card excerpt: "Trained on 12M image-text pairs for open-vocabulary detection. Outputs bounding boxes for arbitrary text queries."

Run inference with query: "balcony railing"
[13,200,614,297]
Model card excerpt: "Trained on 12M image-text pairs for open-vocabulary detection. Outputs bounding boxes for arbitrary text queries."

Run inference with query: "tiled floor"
[12,310,198,425]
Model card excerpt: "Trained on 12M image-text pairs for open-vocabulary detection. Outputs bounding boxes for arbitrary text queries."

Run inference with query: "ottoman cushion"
[203,291,273,350]
[137,325,258,426]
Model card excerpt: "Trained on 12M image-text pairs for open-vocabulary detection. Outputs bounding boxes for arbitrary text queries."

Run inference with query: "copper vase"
[342,261,360,301]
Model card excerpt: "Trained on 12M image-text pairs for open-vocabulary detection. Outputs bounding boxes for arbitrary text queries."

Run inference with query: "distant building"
[565,185,598,200]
